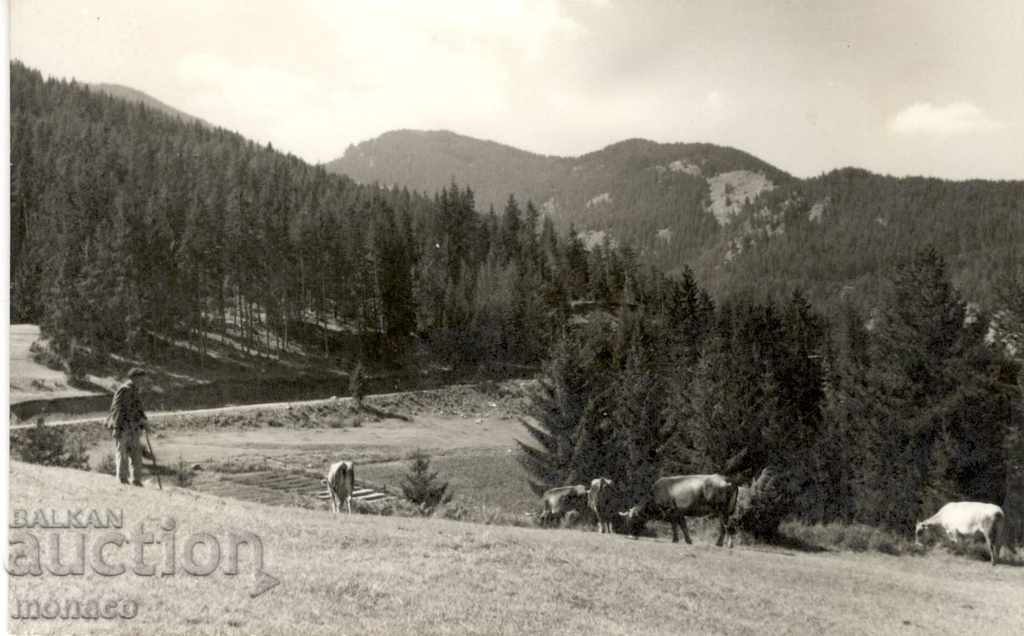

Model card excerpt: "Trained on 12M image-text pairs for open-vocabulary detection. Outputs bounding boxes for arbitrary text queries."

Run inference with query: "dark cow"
[538,484,589,528]
[620,474,738,547]
[589,478,617,534]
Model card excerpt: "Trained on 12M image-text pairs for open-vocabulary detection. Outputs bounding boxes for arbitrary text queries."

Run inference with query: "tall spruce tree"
[866,247,1014,529]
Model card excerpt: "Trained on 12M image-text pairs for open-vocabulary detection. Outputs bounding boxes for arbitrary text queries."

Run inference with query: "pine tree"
[517,325,615,495]
[401,449,452,514]
[500,195,522,265]
[609,318,666,502]
[865,247,1013,529]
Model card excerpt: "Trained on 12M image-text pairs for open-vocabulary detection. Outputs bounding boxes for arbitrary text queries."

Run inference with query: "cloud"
[888,101,1006,136]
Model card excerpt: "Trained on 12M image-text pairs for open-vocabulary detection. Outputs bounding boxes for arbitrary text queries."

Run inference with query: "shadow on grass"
[940,543,1024,567]
[756,532,831,555]
[358,403,412,422]
[67,375,111,394]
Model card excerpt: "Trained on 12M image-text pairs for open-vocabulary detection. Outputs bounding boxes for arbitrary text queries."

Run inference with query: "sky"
[8,0,1024,179]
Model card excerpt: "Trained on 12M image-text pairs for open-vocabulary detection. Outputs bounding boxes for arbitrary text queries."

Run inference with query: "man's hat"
[127,367,147,379]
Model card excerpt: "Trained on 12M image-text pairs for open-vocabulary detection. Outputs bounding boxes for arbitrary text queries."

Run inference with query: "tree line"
[10,61,689,372]
[521,247,1022,534]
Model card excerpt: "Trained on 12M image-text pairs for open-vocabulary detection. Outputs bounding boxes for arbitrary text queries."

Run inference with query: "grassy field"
[8,461,1024,635]
[359,448,538,514]
[66,386,538,521]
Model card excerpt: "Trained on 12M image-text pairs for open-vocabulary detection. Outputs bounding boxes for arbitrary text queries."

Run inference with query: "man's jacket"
[108,380,147,435]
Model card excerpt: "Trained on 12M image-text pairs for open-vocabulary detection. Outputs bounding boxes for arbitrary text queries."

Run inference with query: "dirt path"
[9,382,514,430]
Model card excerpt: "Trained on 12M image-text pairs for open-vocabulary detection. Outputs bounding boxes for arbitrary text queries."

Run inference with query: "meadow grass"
[357,449,537,515]
[9,461,1024,635]
[779,520,1024,565]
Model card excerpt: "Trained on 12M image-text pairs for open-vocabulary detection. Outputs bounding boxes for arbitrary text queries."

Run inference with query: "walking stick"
[144,428,163,490]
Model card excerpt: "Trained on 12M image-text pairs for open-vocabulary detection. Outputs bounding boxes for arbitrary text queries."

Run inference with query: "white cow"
[915,501,1005,566]
[323,460,355,514]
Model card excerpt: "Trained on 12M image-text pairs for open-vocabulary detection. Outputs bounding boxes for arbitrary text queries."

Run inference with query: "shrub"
[12,419,90,470]
[778,521,921,556]
[174,457,194,487]
[731,466,796,539]
[432,501,471,522]
[400,449,452,515]
[97,453,118,475]
[29,341,65,372]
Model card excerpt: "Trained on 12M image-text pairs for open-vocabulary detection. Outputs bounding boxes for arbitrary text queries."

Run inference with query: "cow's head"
[914,521,929,546]
[618,505,648,538]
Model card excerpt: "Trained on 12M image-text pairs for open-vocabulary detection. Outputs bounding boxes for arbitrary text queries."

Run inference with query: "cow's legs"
[670,519,680,543]
[984,530,998,566]
[715,517,726,547]
[679,517,693,544]
[346,495,352,515]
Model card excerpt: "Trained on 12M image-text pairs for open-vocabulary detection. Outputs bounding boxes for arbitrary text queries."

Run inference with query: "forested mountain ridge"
[329,131,1024,313]
[9,61,679,374]
[700,168,1024,310]
[328,130,791,273]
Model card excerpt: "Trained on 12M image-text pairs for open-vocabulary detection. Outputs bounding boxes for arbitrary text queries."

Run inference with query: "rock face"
[705,171,776,225]
[586,192,613,208]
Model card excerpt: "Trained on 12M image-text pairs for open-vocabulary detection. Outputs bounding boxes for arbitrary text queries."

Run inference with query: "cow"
[589,478,617,534]
[322,460,355,514]
[538,484,589,528]
[915,501,1005,566]
[619,474,738,547]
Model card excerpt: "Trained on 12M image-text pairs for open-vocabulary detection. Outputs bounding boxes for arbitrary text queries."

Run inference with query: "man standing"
[108,367,150,486]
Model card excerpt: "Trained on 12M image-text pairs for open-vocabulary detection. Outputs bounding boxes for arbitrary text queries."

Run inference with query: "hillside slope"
[328,130,790,271]
[329,130,1024,311]
[698,168,1024,308]
[9,461,1023,635]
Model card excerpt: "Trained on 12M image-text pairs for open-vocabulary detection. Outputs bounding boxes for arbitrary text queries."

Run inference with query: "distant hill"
[91,83,208,126]
[328,130,791,275]
[328,130,1024,311]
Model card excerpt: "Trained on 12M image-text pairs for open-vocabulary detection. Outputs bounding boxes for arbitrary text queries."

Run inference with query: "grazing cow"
[322,460,355,514]
[589,478,617,534]
[915,501,1005,566]
[538,484,589,528]
[619,474,738,547]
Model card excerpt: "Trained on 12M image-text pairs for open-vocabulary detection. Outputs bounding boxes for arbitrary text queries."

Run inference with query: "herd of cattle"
[538,473,739,547]
[321,461,1010,566]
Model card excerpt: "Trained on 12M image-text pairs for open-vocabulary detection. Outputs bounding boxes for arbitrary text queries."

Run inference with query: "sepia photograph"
[5,1,1024,633]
